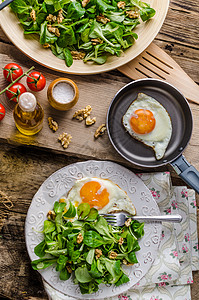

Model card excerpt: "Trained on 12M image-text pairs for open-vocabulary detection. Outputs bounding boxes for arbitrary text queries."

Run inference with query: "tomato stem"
[0,66,35,96]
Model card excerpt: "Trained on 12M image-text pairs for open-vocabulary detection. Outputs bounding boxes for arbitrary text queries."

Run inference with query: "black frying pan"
[107,78,199,193]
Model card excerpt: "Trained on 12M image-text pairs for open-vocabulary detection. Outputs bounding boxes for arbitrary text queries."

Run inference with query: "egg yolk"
[80,181,109,209]
[130,109,156,134]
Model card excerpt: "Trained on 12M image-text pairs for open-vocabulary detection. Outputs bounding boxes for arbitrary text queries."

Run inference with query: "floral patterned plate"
[25,160,162,299]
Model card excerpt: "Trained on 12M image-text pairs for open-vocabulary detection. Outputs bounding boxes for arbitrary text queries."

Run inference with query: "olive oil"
[13,92,44,135]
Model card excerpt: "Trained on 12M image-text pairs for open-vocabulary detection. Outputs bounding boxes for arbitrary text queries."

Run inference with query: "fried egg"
[61,177,136,217]
[122,93,172,160]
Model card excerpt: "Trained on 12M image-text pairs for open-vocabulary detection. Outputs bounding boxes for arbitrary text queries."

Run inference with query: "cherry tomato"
[27,71,46,92]
[3,63,23,83]
[6,83,27,102]
[0,103,5,121]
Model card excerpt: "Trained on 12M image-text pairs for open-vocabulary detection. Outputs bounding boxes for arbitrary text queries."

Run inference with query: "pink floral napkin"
[43,172,199,300]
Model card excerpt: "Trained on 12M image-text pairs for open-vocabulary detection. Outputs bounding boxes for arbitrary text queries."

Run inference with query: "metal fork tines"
[100,213,182,226]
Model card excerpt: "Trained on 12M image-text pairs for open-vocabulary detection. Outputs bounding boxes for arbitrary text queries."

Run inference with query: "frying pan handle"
[171,155,199,194]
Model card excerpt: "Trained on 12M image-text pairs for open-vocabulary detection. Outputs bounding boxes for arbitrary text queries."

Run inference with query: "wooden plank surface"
[0,0,199,299]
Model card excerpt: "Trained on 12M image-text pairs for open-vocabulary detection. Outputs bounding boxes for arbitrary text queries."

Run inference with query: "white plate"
[25,160,162,299]
[0,0,169,74]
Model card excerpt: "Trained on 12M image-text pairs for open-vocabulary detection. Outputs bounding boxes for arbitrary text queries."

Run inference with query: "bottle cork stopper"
[19,92,37,112]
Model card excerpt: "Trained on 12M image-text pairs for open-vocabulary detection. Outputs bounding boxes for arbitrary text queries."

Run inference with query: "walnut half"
[73,105,92,121]
[77,233,83,244]
[58,132,72,149]
[30,9,36,21]
[48,117,59,132]
[94,124,106,138]
[86,116,96,126]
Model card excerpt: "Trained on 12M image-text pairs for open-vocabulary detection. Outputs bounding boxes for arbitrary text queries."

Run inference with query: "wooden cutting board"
[0,43,130,166]
[0,40,199,170]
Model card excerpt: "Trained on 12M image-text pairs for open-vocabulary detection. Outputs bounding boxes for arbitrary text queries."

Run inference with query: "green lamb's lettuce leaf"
[43,220,56,234]
[34,240,47,257]
[63,201,76,217]
[67,1,86,20]
[75,266,93,283]
[83,230,105,247]
[40,21,58,44]
[31,258,57,270]
[129,0,156,21]
[10,0,155,67]
[77,202,90,219]
[31,200,144,294]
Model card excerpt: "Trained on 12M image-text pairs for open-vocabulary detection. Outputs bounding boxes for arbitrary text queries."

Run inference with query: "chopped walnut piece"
[94,124,106,138]
[117,1,126,9]
[125,10,139,19]
[109,251,118,259]
[95,249,102,259]
[48,117,59,132]
[77,233,83,244]
[66,265,72,273]
[82,0,90,7]
[46,14,57,23]
[122,259,133,266]
[58,132,72,149]
[57,9,64,23]
[118,237,124,245]
[47,25,60,37]
[86,116,96,126]
[73,105,92,121]
[30,9,36,21]
[71,51,86,60]
[91,38,103,45]
[96,15,110,24]
[125,218,132,227]
[47,210,56,220]
[43,43,50,48]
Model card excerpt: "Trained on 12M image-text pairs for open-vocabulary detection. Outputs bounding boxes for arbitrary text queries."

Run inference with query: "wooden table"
[0,1,199,299]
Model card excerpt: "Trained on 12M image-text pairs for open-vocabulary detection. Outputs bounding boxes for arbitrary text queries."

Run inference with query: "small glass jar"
[13,92,44,135]
[47,78,79,111]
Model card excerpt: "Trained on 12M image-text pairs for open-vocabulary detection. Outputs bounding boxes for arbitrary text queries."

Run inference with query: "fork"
[100,213,182,226]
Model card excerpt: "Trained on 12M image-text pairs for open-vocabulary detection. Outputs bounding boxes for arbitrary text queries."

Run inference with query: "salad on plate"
[10,0,155,67]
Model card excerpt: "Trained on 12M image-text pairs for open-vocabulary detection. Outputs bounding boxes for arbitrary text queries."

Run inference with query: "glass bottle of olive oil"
[13,92,44,135]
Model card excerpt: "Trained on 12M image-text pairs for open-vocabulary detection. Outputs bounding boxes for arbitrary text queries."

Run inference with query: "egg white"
[61,177,136,218]
[122,93,172,160]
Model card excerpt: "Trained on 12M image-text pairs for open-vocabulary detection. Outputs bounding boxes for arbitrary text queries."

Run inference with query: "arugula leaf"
[60,267,71,280]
